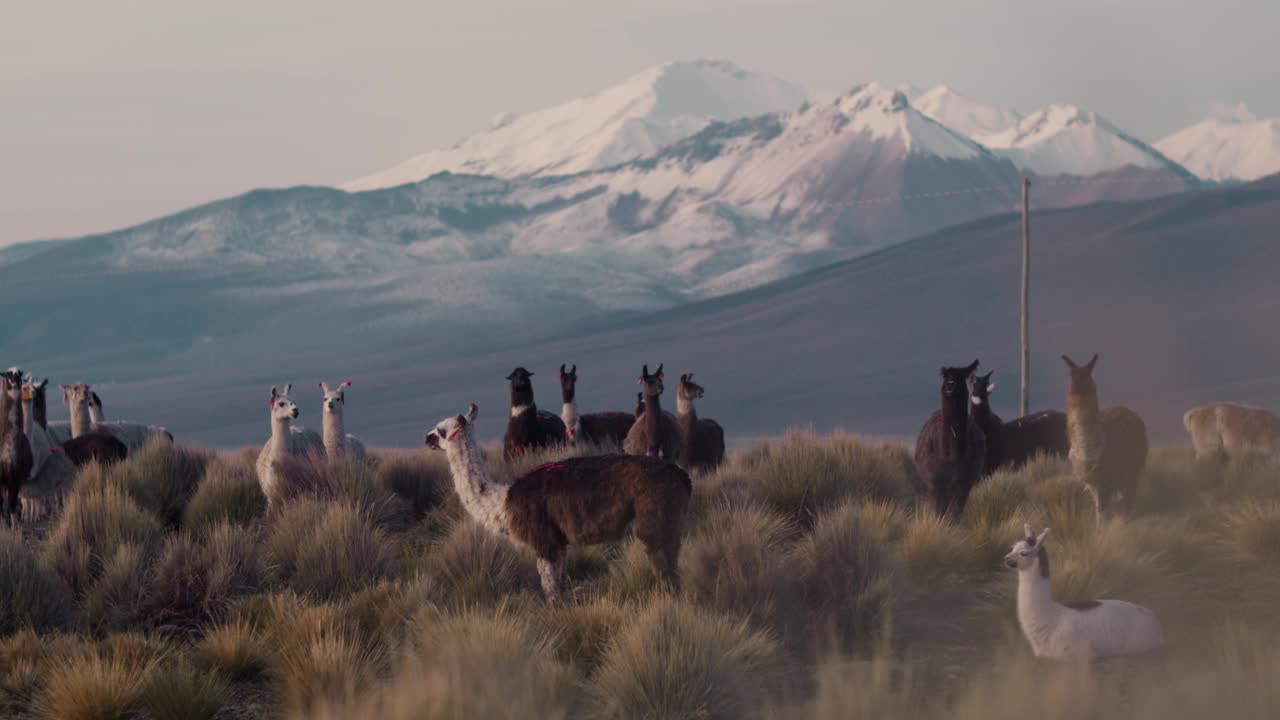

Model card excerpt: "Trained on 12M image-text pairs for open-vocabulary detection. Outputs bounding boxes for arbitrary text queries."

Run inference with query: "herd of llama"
[2,352,1276,658]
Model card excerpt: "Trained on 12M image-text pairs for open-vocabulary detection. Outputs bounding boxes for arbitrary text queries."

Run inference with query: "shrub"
[1217,500,1280,568]
[537,596,632,675]
[139,661,227,720]
[681,502,796,629]
[422,519,538,607]
[1,630,82,711]
[33,647,156,720]
[373,451,452,519]
[0,528,72,635]
[108,441,211,527]
[272,453,407,531]
[43,481,163,597]
[80,542,149,631]
[590,597,779,720]
[198,620,271,681]
[183,457,266,532]
[139,523,265,631]
[268,599,388,715]
[264,499,396,601]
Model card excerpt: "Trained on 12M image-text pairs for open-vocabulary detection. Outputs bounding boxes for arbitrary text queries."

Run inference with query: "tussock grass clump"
[599,537,661,602]
[268,599,390,715]
[273,453,408,531]
[183,457,266,532]
[0,528,72,635]
[108,440,212,527]
[788,501,899,654]
[139,660,228,720]
[139,523,265,631]
[33,646,157,720]
[590,597,780,720]
[1217,500,1280,568]
[1,630,83,712]
[422,519,538,608]
[538,596,633,675]
[198,619,271,681]
[264,498,396,601]
[43,480,163,598]
[373,451,453,520]
[681,502,796,628]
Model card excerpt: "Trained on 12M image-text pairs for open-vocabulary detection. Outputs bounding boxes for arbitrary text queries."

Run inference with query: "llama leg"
[536,550,566,605]
[1082,482,1102,525]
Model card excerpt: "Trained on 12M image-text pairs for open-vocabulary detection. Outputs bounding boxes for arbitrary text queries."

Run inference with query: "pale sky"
[2,0,1276,246]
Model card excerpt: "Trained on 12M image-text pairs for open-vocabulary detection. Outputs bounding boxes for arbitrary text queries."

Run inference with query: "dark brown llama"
[427,403,691,604]
[503,367,567,460]
[558,364,635,447]
[1062,354,1148,518]
[676,373,725,472]
[914,360,987,518]
[623,364,683,460]
[970,371,1068,477]
[1,370,34,526]
[635,392,645,419]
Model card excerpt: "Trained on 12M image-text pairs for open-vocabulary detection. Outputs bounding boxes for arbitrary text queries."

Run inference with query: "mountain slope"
[984,104,1184,176]
[912,85,1022,140]
[1157,105,1280,182]
[344,60,814,190]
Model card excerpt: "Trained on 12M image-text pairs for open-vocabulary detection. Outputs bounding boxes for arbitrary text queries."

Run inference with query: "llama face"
[939,360,979,399]
[1004,524,1051,572]
[425,403,479,450]
[1061,354,1099,396]
[1,370,22,400]
[319,381,350,414]
[970,371,995,405]
[60,382,91,407]
[638,363,665,398]
[269,385,300,422]
[506,367,534,391]
[559,364,577,403]
[679,373,705,402]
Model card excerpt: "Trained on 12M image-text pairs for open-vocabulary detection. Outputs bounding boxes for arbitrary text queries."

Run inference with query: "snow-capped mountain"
[912,85,1022,141]
[1156,104,1280,182]
[344,60,814,191]
[982,103,1183,177]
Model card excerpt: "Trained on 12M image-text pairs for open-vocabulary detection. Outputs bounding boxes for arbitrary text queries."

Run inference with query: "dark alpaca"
[503,367,566,460]
[24,377,127,467]
[914,360,987,518]
[1,370,34,526]
[623,364,683,460]
[675,373,725,472]
[427,404,691,604]
[558,364,635,448]
[970,371,1068,476]
[1063,354,1148,517]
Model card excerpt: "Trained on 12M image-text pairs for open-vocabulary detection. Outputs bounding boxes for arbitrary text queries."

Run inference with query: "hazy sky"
[2,0,1276,246]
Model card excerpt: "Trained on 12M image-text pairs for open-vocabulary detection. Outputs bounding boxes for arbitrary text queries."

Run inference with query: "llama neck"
[444,432,510,536]
[511,385,534,416]
[1067,388,1103,471]
[322,408,345,454]
[32,391,47,431]
[2,391,21,443]
[643,392,662,456]
[88,401,103,424]
[1017,566,1060,630]
[269,417,292,454]
[69,400,91,438]
[21,396,33,435]
[561,401,580,441]
[941,391,970,453]
[677,395,697,460]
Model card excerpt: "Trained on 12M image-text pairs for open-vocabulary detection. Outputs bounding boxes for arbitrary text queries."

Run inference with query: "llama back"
[578,412,635,448]
[624,410,682,460]
[1000,410,1069,469]
[1097,406,1148,509]
[914,410,987,516]
[689,418,726,472]
[1185,402,1280,458]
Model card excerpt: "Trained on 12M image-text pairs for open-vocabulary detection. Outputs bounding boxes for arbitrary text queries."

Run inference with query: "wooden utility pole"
[1020,178,1031,417]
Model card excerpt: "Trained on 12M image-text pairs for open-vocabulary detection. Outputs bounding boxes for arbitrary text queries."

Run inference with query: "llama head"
[506,367,534,390]
[1004,523,1051,577]
[21,375,44,400]
[559,364,578,403]
[638,364,665,398]
[319,381,351,414]
[1061,354,1099,396]
[678,373,705,402]
[425,403,480,450]
[970,371,995,406]
[939,360,980,399]
[269,384,300,422]
[60,382,91,407]
[1,369,22,400]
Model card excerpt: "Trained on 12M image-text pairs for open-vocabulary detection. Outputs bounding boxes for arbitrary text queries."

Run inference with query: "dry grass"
[183,456,267,532]
[263,498,396,601]
[0,528,72,635]
[107,440,212,527]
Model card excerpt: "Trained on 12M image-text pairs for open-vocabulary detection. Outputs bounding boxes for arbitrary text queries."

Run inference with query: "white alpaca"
[87,390,173,450]
[255,383,324,507]
[319,381,366,461]
[1005,524,1164,660]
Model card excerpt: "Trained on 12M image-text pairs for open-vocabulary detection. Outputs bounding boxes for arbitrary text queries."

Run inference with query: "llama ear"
[642,364,650,378]
[60,385,71,402]
[319,382,329,393]
[35,379,47,390]
[987,382,997,393]
[283,383,292,396]
[559,364,566,375]
[1084,354,1099,373]
[270,386,278,399]
[1024,523,1035,542]
[465,403,479,423]
[1036,528,1051,546]
[1062,355,1077,370]
[340,381,352,390]
[571,364,576,375]
[656,363,664,377]
[966,359,979,375]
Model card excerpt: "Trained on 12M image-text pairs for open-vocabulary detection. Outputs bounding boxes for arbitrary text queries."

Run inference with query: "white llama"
[319,381,366,461]
[255,383,325,507]
[1005,524,1165,660]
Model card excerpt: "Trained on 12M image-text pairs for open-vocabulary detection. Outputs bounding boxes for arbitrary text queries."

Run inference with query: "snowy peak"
[343,59,814,191]
[983,103,1176,176]
[816,82,985,159]
[912,84,1022,140]
[1157,105,1280,182]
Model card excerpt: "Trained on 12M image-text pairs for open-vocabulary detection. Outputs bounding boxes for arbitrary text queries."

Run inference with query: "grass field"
[2,433,1278,719]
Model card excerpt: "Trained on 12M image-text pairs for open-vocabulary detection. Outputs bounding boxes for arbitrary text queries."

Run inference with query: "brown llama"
[675,373,725,472]
[1063,354,1148,519]
[970,370,1068,476]
[426,404,691,604]
[623,364,683,460]
[1,370,34,526]
[914,360,987,518]
[503,367,566,460]
[1183,402,1280,461]
[558,364,635,447]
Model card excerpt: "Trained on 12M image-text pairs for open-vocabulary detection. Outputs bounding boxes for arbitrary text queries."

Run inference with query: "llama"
[54,382,128,466]
[255,384,325,507]
[1,369,34,527]
[558,364,634,447]
[624,364,683,460]
[970,371,1069,476]
[426,403,691,604]
[319,381,367,461]
[87,389,174,449]
[503,367,566,460]
[1006,524,1164,659]
[675,373,725,472]
[914,360,987,518]
[1183,402,1280,461]
[1063,354,1148,519]
[16,376,76,522]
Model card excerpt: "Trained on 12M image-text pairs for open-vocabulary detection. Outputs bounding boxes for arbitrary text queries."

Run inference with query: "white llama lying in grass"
[87,389,173,450]
[255,384,324,507]
[1005,524,1165,660]
[319,381,366,461]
